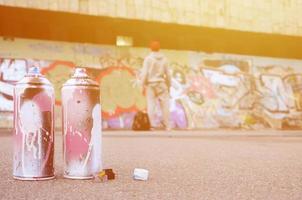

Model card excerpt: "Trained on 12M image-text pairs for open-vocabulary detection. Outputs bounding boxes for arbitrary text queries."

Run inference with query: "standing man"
[141,41,171,130]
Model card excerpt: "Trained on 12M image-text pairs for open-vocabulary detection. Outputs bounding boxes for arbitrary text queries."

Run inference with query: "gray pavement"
[1,130,302,200]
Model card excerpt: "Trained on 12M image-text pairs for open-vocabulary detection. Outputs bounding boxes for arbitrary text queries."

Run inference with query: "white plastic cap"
[133,168,149,181]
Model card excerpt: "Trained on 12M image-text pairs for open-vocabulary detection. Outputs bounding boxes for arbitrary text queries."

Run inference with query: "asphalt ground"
[1,130,302,200]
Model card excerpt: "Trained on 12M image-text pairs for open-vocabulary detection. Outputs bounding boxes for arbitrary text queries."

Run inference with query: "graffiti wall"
[1,38,302,130]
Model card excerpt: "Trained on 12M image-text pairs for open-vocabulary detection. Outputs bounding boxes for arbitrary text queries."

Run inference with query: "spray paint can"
[13,66,55,180]
[62,68,102,179]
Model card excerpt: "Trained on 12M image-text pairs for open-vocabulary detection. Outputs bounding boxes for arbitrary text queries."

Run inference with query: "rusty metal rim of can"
[62,84,99,88]
[16,82,53,86]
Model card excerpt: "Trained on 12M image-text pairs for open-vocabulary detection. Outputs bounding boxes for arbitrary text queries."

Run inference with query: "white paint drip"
[82,104,102,174]
[19,100,43,175]
[66,160,89,177]
[75,130,83,137]
[90,104,102,173]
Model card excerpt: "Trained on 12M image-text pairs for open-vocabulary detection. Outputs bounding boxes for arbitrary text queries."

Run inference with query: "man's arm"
[140,57,149,86]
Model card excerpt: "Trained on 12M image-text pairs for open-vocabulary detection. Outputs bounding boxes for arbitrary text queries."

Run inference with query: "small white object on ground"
[133,168,149,181]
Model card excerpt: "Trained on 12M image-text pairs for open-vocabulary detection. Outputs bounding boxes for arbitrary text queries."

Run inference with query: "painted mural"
[1,40,302,130]
[0,58,53,112]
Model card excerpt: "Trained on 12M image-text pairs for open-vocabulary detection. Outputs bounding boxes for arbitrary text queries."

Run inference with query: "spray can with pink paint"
[13,66,55,180]
[62,68,102,179]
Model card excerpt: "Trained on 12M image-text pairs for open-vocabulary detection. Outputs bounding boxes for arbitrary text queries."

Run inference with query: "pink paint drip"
[65,128,89,161]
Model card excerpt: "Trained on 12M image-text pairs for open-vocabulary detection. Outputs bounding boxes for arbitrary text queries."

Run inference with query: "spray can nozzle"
[73,67,89,78]
[28,66,41,76]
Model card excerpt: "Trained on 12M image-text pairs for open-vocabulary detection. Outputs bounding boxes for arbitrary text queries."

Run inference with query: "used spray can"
[62,68,102,179]
[13,66,55,180]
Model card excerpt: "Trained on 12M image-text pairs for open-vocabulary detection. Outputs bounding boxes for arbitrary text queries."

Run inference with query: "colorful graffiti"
[0,58,27,112]
[96,66,146,129]
[0,58,53,112]
[41,61,75,104]
[161,60,302,130]
[1,52,302,130]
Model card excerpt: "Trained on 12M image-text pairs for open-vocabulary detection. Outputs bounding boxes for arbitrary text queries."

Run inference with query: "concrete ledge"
[102,130,302,138]
[2,128,302,137]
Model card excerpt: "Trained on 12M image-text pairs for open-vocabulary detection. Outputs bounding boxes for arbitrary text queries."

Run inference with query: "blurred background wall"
[0,1,302,130]
[1,0,302,36]
[1,37,302,130]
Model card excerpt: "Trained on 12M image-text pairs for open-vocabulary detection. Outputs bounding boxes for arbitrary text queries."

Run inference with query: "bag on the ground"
[132,111,151,131]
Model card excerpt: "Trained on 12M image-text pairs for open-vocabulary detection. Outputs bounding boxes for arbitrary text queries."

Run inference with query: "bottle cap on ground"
[96,169,116,181]
[104,168,115,180]
[133,168,149,181]
[95,170,107,182]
